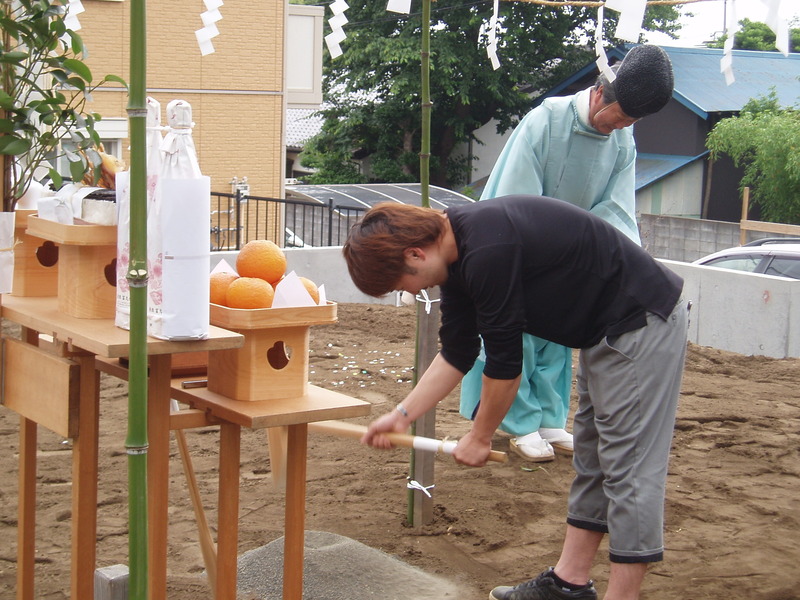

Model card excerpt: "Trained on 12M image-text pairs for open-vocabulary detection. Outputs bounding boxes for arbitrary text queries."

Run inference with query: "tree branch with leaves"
[707,89,800,224]
[0,0,125,211]
[301,0,680,188]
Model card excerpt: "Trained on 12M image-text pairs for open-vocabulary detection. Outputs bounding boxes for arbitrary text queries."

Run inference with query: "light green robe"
[459,88,641,435]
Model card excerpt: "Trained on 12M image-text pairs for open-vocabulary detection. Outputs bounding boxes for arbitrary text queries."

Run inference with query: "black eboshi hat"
[614,45,674,119]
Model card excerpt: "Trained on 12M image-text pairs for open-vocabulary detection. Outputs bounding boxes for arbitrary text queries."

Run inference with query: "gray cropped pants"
[567,300,689,563]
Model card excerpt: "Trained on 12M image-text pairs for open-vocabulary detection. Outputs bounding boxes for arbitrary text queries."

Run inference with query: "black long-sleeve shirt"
[439,195,684,380]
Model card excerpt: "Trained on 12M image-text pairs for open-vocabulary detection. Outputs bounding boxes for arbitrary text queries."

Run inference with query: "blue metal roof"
[537,45,800,120]
[635,152,707,190]
[663,46,800,118]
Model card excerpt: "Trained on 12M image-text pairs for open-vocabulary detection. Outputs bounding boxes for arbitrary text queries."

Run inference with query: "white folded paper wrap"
[147,99,210,340]
[114,170,132,329]
[272,270,327,308]
[153,177,210,339]
[0,212,15,294]
[30,172,117,229]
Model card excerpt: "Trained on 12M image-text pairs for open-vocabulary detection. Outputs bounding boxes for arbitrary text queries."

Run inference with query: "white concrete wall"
[212,249,800,358]
[460,118,513,185]
[661,259,800,359]
[636,161,704,219]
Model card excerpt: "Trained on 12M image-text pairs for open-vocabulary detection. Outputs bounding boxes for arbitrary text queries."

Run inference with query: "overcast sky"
[647,0,799,47]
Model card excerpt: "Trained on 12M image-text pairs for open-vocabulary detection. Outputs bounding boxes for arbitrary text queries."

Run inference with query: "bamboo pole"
[419,0,431,207]
[125,1,149,598]
[408,0,438,527]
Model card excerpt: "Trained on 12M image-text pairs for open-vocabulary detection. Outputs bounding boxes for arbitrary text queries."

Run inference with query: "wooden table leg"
[72,355,100,600]
[148,355,172,600]
[283,423,308,600]
[16,417,37,600]
[217,422,241,600]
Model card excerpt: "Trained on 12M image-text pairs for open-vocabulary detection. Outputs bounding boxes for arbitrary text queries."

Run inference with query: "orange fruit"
[210,271,239,306]
[236,240,287,285]
[299,276,320,304]
[226,277,275,309]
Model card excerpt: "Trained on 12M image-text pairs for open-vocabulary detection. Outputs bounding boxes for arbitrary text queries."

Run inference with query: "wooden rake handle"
[308,419,508,463]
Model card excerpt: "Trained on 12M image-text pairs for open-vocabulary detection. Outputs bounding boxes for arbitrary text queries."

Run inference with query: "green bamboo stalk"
[419,0,431,210]
[408,0,433,525]
[126,0,149,597]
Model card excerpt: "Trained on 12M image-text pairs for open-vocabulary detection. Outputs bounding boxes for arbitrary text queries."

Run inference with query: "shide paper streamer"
[487,0,501,70]
[326,0,350,59]
[64,0,84,32]
[195,0,224,57]
[186,1,793,89]
[594,5,616,83]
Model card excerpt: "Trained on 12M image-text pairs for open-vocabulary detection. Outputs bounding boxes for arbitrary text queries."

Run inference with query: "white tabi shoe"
[509,431,555,462]
[538,428,574,455]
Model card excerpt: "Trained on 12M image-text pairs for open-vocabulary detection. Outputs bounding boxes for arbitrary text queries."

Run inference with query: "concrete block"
[95,564,128,600]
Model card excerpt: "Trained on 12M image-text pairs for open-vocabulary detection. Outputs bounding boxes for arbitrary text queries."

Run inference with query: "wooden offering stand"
[1,288,370,600]
[25,215,117,319]
[11,210,59,297]
[207,301,337,400]
[0,295,245,600]
[170,301,371,600]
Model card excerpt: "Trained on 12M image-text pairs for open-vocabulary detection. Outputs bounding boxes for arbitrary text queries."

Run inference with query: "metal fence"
[210,190,366,251]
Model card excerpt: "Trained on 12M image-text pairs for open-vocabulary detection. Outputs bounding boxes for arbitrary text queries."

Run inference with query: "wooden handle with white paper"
[308,419,508,463]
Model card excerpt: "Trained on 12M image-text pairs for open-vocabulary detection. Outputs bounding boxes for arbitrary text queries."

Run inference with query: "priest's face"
[589,86,640,134]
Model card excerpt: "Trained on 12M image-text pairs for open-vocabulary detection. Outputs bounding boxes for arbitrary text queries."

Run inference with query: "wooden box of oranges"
[11,210,59,297]
[207,302,336,401]
[25,215,117,319]
[206,238,329,401]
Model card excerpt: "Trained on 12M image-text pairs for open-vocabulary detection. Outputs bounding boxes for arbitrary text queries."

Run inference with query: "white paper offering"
[0,212,16,294]
[211,258,237,275]
[152,177,211,340]
[273,270,319,308]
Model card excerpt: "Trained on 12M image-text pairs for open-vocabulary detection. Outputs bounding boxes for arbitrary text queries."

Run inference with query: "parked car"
[692,238,800,279]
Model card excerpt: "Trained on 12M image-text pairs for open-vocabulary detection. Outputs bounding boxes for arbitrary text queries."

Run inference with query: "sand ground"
[1,302,799,599]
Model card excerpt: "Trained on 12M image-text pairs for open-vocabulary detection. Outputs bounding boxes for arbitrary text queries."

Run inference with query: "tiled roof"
[286,108,323,150]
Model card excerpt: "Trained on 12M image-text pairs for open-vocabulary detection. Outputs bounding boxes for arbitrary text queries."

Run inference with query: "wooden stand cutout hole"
[104,258,117,287]
[35,241,59,267]
[266,341,292,370]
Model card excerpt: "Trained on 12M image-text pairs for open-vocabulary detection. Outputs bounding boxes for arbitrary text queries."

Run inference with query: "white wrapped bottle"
[147,99,210,340]
[116,96,164,330]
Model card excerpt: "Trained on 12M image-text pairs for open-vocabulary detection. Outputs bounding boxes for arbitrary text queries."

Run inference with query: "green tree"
[706,89,800,224]
[0,0,124,210]
[300,1,680,187]
[707,18,799,52]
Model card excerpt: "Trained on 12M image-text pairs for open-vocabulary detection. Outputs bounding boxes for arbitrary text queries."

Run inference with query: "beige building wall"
[78,0,285,201]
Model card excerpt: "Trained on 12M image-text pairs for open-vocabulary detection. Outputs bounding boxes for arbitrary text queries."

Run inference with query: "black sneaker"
[489,567,597,600]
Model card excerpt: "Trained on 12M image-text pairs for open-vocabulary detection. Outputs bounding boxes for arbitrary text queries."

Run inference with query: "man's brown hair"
[343,202,445,297]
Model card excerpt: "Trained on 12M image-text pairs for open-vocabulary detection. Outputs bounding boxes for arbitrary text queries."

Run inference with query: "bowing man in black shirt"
[343,195,688,600]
